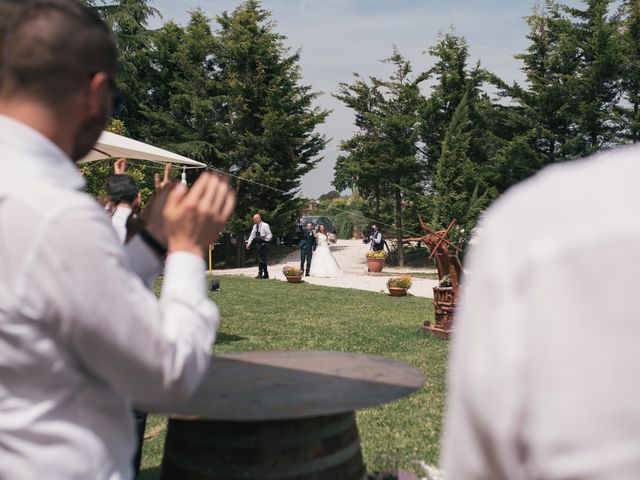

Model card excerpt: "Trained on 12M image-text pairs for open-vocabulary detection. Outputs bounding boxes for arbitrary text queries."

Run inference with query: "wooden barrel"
[160,412,367,480]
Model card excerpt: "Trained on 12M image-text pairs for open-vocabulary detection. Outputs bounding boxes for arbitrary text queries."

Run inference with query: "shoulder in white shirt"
[0,115,219,480]
[443,145,640,479]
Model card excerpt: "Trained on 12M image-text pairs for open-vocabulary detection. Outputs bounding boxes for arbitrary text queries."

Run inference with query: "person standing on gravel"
[246,213,273,279]
[369,224,384,252]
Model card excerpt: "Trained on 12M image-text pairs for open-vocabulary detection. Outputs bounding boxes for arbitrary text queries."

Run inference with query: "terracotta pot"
[367,257,384,273]
[285,275,303,283]
[388,287,407,297]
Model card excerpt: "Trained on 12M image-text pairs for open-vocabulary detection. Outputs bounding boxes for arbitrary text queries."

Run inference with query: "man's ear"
[86,72,111,117]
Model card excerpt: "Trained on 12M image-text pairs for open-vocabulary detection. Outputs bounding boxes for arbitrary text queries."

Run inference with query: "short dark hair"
[107,175,139,205]
[1,0,117,105]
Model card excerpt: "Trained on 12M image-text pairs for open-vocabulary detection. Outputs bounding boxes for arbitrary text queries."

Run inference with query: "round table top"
[141,350,425,421]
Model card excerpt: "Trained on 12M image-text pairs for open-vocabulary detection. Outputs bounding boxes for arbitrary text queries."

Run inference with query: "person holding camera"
[246,213,273,279]
[107,174,141,244]
[369,224,384,252]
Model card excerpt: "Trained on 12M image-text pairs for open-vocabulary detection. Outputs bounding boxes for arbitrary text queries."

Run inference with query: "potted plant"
[282,265,304,283]
[366,250,385,272]
[387,275,412,296]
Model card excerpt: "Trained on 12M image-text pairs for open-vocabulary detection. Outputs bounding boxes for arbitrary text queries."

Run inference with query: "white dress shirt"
[0,115,218,480]
[246,221,273,246]
[111,205,132,244]
[443,146,640,479]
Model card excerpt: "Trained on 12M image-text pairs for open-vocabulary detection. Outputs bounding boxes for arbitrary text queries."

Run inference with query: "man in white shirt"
[246,213,273,279]
[107,174,140,244]
[0,2,235,479]
[442,146,640,479]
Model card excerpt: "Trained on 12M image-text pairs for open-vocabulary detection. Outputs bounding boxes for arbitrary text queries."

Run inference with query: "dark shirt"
[299,228,316,250]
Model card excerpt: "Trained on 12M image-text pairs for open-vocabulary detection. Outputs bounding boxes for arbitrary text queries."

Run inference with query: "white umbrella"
[79,131,206,169]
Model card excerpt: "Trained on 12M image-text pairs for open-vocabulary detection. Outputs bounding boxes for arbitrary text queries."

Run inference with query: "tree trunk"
[236,239,245,268]
[224,232,232,268]
[395,185,404,267]
[634,102,638,144]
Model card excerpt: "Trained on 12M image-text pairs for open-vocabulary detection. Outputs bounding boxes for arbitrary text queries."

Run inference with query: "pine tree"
[620,0,640,143]
[334,77,389,219]
[83,0,162,196]
[334,49,425,266]
[419,32,471,177]
[136,11,219,161]
[212,0,328,265]
[432,93,494,237]
[86,0,159,127]
[510,0,580,164]
[565,0,624,154]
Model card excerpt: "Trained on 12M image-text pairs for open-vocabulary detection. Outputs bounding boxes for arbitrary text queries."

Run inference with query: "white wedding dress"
[309,233,343,278]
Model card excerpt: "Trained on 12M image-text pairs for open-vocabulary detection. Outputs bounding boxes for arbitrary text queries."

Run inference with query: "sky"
[149,0,585,198]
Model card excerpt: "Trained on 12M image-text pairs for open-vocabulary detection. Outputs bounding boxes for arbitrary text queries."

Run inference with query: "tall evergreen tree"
[506,0,580,164]
[334,76,389,218]
[335,49,425,266]
[619,0,640,143]
[419,32,471,178]
[83,0,162,196]
[510,0,623,160]
[565,0,624,154]
[84,0,159,129]
[431,92,496,244]
[137,11,219,160]
[212,0,329,265]
[417,32,507,237]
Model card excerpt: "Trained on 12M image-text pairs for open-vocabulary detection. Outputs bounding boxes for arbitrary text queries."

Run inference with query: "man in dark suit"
[299,221,316,276]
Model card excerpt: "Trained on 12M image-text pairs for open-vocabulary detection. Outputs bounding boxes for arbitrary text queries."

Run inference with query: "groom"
[299,221,316,277]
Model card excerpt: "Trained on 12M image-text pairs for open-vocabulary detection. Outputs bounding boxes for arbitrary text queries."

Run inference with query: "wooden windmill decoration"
[405,217,463,339]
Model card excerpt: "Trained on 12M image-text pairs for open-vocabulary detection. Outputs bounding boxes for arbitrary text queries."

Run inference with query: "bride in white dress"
[309,224,343,278]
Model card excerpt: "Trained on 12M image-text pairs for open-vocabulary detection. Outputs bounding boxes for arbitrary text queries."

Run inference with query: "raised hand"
[154,163,173,191]
[162,173,236,257]
[128,180,176,246]
[114,158,127,174]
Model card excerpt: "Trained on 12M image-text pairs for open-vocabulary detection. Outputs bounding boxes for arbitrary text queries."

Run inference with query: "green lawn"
[139,276,448,478]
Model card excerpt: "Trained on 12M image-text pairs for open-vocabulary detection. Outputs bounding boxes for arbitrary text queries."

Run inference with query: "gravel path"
[211,239,439,298]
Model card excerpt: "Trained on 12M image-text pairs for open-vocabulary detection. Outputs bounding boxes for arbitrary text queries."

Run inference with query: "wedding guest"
[246,213,273,279]
[107,174,140,244]
[0,2,235,480]
[106,158,173,479]
[107,159,172,246]
[442,146,640,478]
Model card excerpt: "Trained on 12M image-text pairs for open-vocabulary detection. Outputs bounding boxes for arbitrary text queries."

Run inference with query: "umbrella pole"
[208,245,213,275]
